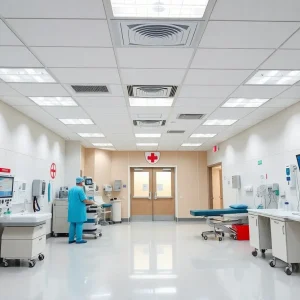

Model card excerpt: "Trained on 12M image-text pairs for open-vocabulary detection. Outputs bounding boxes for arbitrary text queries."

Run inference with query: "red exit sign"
[0,168,11,173]
[213,146,219,153]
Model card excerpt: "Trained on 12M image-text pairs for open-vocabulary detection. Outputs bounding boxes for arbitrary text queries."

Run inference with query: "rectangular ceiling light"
[181,143,202,147]
[129,98,173,107]
[59,119,94,125]
[190,133,216,138]
[246,70,300,85]
[29,97,77,107]
[222,98,269,108]
[110,0,209,19]
[0,68,55,83]
[93,143,113,147]
[203,119,237,126]
[136,143,158,146]
[78,133,105,138]
[135,134,161,138]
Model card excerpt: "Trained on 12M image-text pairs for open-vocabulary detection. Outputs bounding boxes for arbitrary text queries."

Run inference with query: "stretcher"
[190,208,248,241]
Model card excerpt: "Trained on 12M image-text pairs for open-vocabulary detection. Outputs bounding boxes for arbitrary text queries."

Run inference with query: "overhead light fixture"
[246,70,300,85]
[93,143,113,147]
[136,143,158,146]
[0,68,55,83]
[77,133,105,138]
[129,98,173,107]
[203,119,237,126]
[190,133,216,138]
[222,98,269,108]
[135,134,161,138]
[110,0,209,19]
[59,119,94,125]
[181,143,202,147]
[29,97,77,107]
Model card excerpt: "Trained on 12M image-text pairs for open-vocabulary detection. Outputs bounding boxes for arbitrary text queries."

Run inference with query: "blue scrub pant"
[69,222,83,242]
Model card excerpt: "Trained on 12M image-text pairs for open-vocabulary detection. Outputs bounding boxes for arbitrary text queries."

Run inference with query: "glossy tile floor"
[1,222,300,300]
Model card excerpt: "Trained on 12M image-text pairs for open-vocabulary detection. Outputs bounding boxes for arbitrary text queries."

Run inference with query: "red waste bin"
[232,224,249,240]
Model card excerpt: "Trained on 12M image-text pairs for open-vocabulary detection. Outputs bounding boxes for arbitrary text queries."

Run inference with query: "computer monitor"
[296,154,300,170]
[85,178,93,186]
[0,176,14,198]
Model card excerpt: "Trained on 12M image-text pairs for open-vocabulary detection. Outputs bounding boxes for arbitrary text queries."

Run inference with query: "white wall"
[208,102,300,211]
[64,141,81,188]
[0,101,65,233]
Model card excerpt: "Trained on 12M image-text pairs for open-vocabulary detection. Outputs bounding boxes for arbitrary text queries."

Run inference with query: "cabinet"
[52,199,69,235]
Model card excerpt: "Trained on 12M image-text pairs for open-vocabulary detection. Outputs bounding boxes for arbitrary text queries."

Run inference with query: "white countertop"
[248,209,300,222]
[0,212,52,225]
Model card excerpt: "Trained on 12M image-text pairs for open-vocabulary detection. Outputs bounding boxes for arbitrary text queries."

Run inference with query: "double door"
[130,168,175,221]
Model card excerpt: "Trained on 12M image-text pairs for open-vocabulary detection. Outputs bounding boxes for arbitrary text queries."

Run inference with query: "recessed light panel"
[0,68,55,83]
[203,119,237,126]
[93,143,113,147]
[111,0,209,19]
[129,98,173,107]
[59,119,94,125]
[136,143,158,146]
[78,133,105,138]
[29,97,77,107]
[222,98,269,108]
[135,134,161,138]
[181,143,202,147]
[190,133,216,138]
[246,70,300,85]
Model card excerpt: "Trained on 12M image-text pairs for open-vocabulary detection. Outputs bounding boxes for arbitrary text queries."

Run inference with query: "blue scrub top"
[68,186,87,223]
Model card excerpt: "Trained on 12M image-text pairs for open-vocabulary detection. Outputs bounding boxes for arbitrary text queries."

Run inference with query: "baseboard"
[176,218,205,222]
[46,233,52,239]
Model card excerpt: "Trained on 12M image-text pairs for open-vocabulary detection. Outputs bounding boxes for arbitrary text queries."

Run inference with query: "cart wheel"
[94,235,98,239]
[2,260,8,268]
[269,260,276,268]
[233,236,237,240]
[99,233,102,237]
[252,250,258,257]
[261,249,266,254]
[285,267,292,276]
[38,254,44,261]
[219,237,223,242]
[203,236,208,240]
[221,232,225,237]
[292,264,299,273]
[29,260,36,268]
[54,233,58,237]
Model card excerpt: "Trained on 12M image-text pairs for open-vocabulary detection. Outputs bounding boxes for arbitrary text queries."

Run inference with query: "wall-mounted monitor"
[0,176,14,198]
[296,154,300,170]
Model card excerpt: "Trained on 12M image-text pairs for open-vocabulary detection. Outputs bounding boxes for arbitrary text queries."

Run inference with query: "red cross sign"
[50,163,57,179]
[145,152,160,164]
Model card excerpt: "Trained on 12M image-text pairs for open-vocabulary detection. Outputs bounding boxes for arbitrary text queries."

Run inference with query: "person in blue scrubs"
[68,177,95,244]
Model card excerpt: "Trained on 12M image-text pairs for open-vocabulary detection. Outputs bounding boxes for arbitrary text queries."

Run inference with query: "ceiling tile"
[65,124,102,133]
[50,68,121,84]
[0,47,42,67]
[75,97,126,107]
[211,0,300,21]
[231,86,288,98]
[200,21,300,48]
[0,0,106,18]
[65,84,124,97]
[32,47,117,68]
[84,106,128,115]
[0,20,23,45]
[276,86,300,99]
[244,107,284,120]
[209,107,256,119]
[263,98,300,108]
[0,96,34,106]
[191,49,273,69]
[42,107,89,119]
[175,98,225,108]
[116,48,194,69]
[282,29,300,49]
[261,50,300,69]
[185,69,253,85]
[193,125,227,134]
[0,83,21,96]
[8,20,112,47]
[8,83,69,96]
[179,85,236,98]
[120,69,186,85]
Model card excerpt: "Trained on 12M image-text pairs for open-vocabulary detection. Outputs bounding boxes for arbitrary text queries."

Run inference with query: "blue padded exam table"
[190,208,248,241]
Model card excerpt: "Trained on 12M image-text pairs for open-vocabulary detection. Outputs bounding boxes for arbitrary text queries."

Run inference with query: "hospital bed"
[190,208,248,241]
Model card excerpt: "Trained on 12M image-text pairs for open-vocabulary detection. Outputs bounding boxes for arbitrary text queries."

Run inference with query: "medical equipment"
[232,175,241,189]
[244,185,253,192]
[255,184,279,209]
[103,184,112,193]
[32,180,46,212]
[190,207,248,241]
[0,212,51,268]
[84,177,93,186]
[13,181,27,205]
[0,175,14,217]
[113,180,122,192]
[296,154,300,170]
[111,199,122,223]
[286,164,297,187]
[59,186,69,199]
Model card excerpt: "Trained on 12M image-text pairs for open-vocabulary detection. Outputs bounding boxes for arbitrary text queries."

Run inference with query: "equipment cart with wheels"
[84,205,102,239]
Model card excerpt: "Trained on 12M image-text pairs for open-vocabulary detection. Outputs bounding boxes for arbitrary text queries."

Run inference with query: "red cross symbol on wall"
[50,163,56,179]
[147,153,158,163]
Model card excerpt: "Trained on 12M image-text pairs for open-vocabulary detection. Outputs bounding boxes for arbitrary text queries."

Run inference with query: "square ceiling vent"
[128,85,177,98]
[112,20,203,47]
[133,120,166,127]
[177,114,205,120]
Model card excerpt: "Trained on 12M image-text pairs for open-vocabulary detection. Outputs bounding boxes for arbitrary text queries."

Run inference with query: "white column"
[64,141,81,188]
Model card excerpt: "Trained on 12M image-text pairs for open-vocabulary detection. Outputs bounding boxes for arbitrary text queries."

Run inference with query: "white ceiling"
[0,0,300,151]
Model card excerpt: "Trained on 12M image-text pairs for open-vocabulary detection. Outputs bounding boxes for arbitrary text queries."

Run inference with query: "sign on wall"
[145,152,160,164]
[0,168,11,174]
[50,163,57,179]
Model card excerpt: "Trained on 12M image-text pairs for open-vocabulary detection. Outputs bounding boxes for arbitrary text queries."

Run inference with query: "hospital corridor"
[2,0,300,299]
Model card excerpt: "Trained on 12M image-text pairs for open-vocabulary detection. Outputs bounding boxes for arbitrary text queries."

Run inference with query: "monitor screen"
[85,178,93,186]
[296,154,300,170]
[0,176,14,198]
